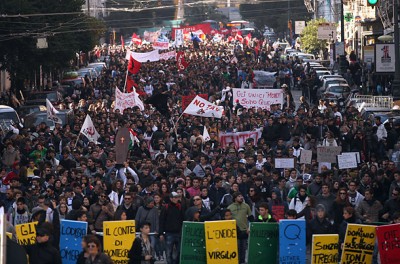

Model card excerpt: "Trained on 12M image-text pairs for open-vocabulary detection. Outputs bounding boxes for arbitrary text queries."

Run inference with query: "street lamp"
[339,0,347,75]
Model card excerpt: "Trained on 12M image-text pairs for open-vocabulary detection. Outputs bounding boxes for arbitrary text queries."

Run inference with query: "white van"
[0,105,23,128]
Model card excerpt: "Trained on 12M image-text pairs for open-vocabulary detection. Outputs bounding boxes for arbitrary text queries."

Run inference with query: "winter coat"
[356,199,383,223]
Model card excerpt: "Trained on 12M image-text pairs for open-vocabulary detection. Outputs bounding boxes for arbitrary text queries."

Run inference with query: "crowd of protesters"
[1,33,400,264]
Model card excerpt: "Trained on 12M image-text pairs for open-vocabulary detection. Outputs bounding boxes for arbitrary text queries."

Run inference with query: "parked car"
[25,91,62,107]
[24,109,74,130]
[77,68,97,80]
[319,78,348,97]
[17,105,46,117]
[321,84,351,101]
[0,105,23,127]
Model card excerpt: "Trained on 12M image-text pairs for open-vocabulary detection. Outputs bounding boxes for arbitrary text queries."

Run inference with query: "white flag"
[183,95,223,118]
[115,88,144,112]
[46,99,62,124]
[133,88,144,111]
[203,126,210,142]
[80,115,100,143]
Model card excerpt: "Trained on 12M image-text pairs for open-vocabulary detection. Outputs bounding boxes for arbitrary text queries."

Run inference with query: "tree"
[0,0,105,92]
[300,18,329,53]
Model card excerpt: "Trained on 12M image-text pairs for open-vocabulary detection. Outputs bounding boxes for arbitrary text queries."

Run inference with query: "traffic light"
[367,0,378,7]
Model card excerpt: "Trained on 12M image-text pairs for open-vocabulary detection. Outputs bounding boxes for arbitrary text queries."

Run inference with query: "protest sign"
[15,221,37,245]
[103,220,135,264]
[271,205,285,221]
[341,224,376,264]
[248,223,278,263]
[219,129,262,149]
[275,158,296,169]
[279,219,306,264]
[337,153,358,169]
[115,88,144,112]
[182,94,208,110]
[183,96,223,118]
[232,88,283,110]
[376,223,400,264]
[60,220,88,264]
[180,222,206,264]
[318,162,331,173]
[317,146,342,163]
[299,149,312,164]
[311,234,339,264]
[205,220,238,264]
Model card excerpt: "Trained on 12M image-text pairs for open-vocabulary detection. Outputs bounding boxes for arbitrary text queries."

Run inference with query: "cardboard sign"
[205,220,238,264]
[232,88,283,110]
[103,220,135,264]
[299,149,312,164]
[337,153,358,169]
[317,146,342,163]
[311,234,339,264]
[182,94,208,110]
[376,223,400,264]
[60,220,88,264]
[341,224,376,264]
[15,221,38,245]
[342,152,361,163]
[275,158,296,169]
[248,223,278,263]
[279,220,306,264]
[180,222,206,264]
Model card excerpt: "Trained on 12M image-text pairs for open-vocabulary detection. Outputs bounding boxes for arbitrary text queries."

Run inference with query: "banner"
[337,153,358,169]
[205,220,238,264]
[183,96,223,118]
[143,30,160,43]
[127,50,160,63]
[46,98,62,124]
[175,29,184,46]
[311,234,339,264]
[300,149,312,164]
[376,224,400,264]
[153,41,169,50]
[275,158,296,169]
[103,220,135,264]
[115,88,144,112]
[60,220,88,264]
[317,146,342,163]
[253,71,277,88]
[180,222,206,264]
[341,224,376,264]
[248,223,278,264]
[15,221,37,245]
[182,94,208,110]
[172,23,212,39]
[219,129,262,149]
[279,220,306,264]
[375,44,395,73]
[177,51,189,71]
[80,115,100,143]
[159,50,176,60]
[232,88,283,111]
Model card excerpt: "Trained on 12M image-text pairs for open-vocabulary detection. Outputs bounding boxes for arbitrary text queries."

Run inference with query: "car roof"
[327,83,350,88]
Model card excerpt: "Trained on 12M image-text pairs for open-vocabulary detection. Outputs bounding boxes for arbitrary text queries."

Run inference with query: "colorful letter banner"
[279,219,306,264]
[232,88,283,111]
[181,94,208,111]
[15,221,38,245]
[103,220,135,264]
[248,222,278,264]
[341,224,376,264]
[376,223,400,264]
[60,220,88,264]
[218,129,262,149]
[180,221,206,264]
[311,234,339,264]
[205,220,238,264]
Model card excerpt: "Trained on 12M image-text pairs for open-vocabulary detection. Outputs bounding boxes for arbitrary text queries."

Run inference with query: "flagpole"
[123,70,129,93]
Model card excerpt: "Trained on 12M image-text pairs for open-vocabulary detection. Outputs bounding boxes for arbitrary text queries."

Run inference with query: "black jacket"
[128,236,155,264]
[25,241,62,264]
[159,201,184,234]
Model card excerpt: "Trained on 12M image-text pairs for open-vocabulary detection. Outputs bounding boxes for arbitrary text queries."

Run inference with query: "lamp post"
[339,0,347,75]
[392,0,400,97]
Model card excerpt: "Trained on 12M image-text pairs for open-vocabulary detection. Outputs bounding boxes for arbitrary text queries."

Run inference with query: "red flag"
[121,35,125,49]
[128,55,141,75]
[131,33,142,45]
[176,51,188,72]
[235,33,243,43]
[255,40,260,56]
[244,33,251,46]
[126,76,138,93]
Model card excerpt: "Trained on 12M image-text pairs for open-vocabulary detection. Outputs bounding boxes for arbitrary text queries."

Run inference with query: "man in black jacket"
[159,192,184,264]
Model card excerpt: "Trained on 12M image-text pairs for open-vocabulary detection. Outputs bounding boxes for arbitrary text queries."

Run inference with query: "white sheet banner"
[232,88,284,110]
[219,129,262,149]
[153,41,169,50]
[127,50,160,62]
[159,51,176,60]
[115,88,144,112]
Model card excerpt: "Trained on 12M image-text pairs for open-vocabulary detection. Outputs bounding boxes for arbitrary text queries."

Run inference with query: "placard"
[311,234,339,264]
[295,21,306,35]
[275,158,295,169]
[180,222,206,264]
[60,220,88,264]
[248,223,278,263]
[375,44,395,73]
[341,224,376,264]
[205,220,238,264]
[376,223,400,264]
[342,152,360,163]
[317,24,337,40]
[317,146,342,163]
[318,162,331,173]
[15,221,38,245]
[279,219,306,264]
[337,153,358,169]
[232,88,283,110]
[299,149,312,164]
[103,220,135,264]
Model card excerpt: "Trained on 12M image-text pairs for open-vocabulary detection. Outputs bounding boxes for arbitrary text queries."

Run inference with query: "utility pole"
[339,0,347,75]
[392,0,400,97]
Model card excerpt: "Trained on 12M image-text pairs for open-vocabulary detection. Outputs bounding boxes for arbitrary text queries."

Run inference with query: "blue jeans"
[165,232,181,264]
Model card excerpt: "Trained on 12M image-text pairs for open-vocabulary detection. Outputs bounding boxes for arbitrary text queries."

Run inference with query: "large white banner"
[126,50,160,62]
[115,88,144,112]
[159,51,176,60]
[219,129,262,149]
[375,44,395,73]
[183,95,223,118]
[232,88,284,110]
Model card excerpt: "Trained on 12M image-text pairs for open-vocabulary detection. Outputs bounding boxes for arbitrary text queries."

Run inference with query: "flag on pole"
[176,51,188,72]
[203,126,210,142]
[183,95,223,118]
[128,55,141,75]
[79,115,100,143]
[46,99,62,124]
[131,33,142,45]
[128,128,140,149]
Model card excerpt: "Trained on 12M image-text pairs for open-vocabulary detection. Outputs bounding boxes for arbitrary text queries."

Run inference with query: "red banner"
[376,224,400,264]
[172,23,212,39]
[181,94,208,110]
[177,51,189,72]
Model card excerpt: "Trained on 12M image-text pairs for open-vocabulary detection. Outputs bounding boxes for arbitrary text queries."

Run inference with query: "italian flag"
[129,128,140,149]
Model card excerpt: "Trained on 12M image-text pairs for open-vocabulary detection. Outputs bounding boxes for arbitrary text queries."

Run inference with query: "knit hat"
[145,196,154,205]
